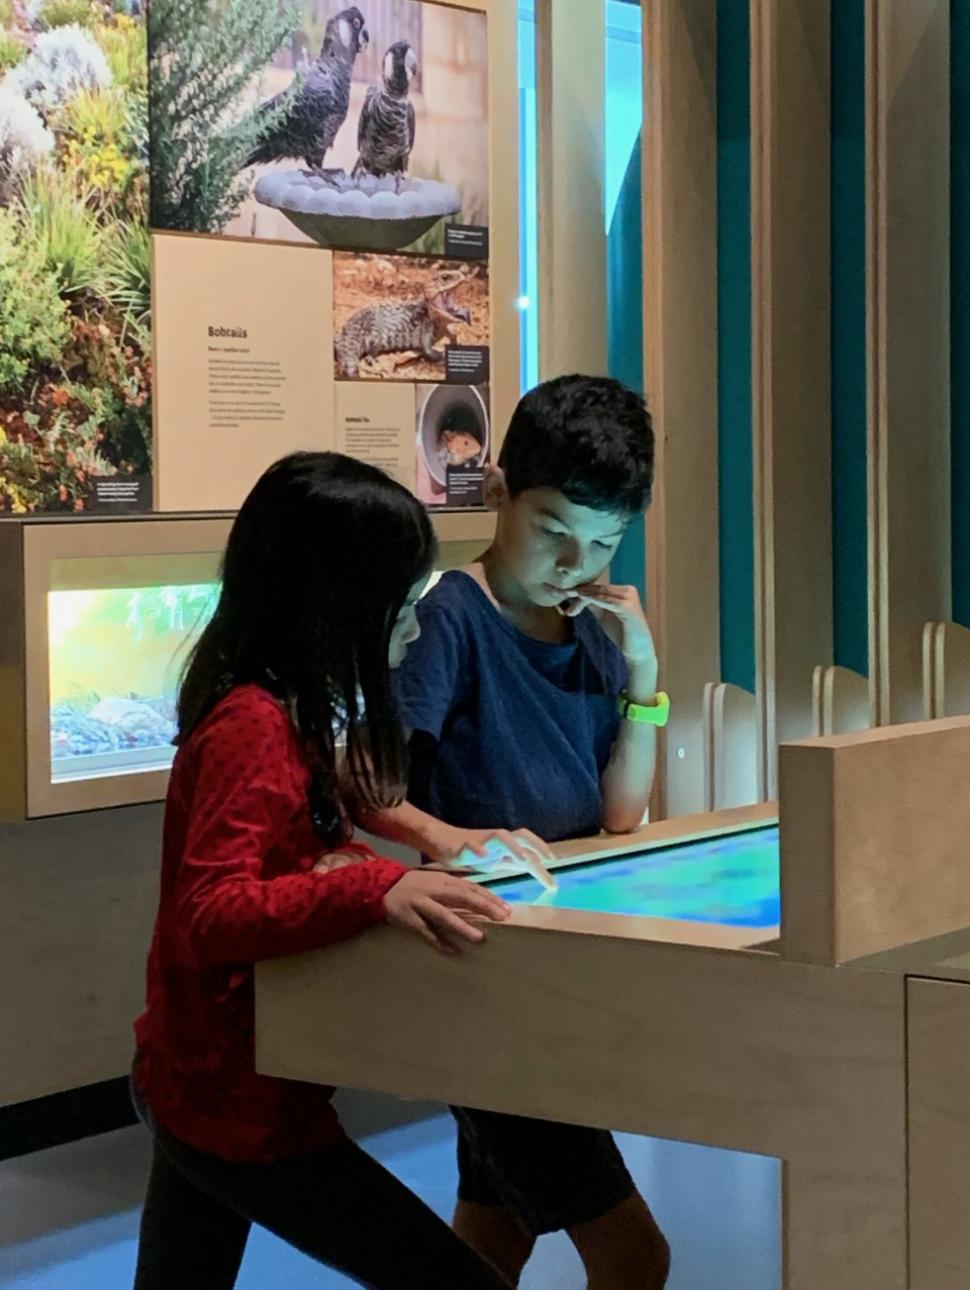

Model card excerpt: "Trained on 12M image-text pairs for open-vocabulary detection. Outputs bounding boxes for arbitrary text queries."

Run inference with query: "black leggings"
[131,1085,510,1290]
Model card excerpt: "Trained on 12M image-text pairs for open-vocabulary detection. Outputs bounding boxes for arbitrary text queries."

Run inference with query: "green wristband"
[618,691,670,727]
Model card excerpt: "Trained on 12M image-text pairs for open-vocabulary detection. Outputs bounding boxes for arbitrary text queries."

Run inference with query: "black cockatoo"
[352,40,418,191]
[243,7,369,179]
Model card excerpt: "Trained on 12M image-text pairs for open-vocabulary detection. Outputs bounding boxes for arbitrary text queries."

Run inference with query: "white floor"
[0,1111,781,1289]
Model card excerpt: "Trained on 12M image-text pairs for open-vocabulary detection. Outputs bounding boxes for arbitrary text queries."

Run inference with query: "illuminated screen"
[487,827,780,928]
[48,582,219,782]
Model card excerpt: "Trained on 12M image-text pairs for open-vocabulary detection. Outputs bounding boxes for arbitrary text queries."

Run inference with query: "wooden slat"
[867,0,952,725]
[535,0,606,378]
[642,0,720,817]
[812,664,871,735]
[929,621,970,717]
[703,680,760,809]
[751,0,833,797]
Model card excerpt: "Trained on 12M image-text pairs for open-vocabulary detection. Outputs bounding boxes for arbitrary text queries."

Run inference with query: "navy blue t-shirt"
[394,571,628,843]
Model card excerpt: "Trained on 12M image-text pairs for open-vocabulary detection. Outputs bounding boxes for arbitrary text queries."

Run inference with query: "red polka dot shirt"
[133,685,408,1162]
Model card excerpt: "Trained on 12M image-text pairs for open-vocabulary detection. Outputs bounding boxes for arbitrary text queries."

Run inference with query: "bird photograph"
[147,0,490,250]
[242,7,370,182]
[353,40,418,191]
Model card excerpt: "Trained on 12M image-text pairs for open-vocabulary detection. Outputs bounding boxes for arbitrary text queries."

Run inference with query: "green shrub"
[94,16,147,95]
[149,0,295,232]
[19,166,104,296]
[0,207,69,394]
[103,217,150,329]
[37,0,97,29]
[0,33,27,72]
[0,412,113,513]
[63,83,129,144]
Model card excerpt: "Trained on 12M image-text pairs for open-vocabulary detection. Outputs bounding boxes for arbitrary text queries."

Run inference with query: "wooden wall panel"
[752,0,833,796]
[535,0,607,379]
[867,0,951,725]
[812,664,871,735]
[907,976,970,1290]
[923,621,970,718]
[642,0,720,818]
[703,681,760,809]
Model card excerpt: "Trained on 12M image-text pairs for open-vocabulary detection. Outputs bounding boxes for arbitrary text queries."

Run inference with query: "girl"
[131,452,513,1290]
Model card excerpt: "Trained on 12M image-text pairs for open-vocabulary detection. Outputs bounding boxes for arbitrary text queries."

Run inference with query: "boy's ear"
[483,464,508,511]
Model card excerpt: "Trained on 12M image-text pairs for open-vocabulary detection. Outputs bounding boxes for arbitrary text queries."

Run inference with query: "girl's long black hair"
[178,452,436,839]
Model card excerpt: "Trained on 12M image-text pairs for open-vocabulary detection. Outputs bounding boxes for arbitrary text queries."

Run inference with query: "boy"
[366,376,670,1288]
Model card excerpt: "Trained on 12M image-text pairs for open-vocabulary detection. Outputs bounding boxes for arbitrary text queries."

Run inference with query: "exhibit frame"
[0,516,232,821]
[149,0,519,523]
[0,509,495,822]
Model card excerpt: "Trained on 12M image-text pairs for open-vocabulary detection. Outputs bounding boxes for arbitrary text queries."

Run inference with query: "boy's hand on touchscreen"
[384,871,512,955]
[448,828,558,892]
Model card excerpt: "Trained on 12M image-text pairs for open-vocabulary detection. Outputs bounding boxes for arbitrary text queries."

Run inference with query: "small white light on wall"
[677,747,686,760]
[516,295,531,312]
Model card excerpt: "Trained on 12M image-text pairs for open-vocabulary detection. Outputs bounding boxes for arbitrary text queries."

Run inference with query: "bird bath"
[253,171,462,251]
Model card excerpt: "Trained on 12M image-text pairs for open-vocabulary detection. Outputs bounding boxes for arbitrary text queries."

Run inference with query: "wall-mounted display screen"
[46,553,220,786]
[48,580,218,783]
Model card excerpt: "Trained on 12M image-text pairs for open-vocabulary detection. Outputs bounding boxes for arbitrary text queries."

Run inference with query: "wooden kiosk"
[252,3,970,1287]
[254,715,970,1290]
[254,3,970,1288]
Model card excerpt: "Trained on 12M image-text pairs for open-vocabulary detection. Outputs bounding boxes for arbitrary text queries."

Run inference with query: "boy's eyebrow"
[536,507,626,539]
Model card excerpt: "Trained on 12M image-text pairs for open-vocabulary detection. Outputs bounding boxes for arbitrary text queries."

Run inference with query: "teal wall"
[607,135,648,595]
[831,0,869,675]
[716,0,755,694]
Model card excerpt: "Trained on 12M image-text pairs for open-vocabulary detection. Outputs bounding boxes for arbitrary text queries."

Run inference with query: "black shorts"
[452,1105,636,1239]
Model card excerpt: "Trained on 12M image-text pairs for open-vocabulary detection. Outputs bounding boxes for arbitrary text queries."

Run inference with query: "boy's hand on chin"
[561,583,658,673]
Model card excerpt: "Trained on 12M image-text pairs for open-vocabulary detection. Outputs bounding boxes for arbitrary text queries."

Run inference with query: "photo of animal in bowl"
[148,0,489,253]
[333,252,488,382]
[415,383,489,507]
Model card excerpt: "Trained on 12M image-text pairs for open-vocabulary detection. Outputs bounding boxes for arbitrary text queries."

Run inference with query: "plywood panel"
[0,803,162,1104]
[907,976,970,1290]
[928,621,970,717]
[922,620,938,718]
[642,0,720,818]
[535,0,606,378]
[752,0,833,796]
[703,681,760,809]
[257,929,906,1290]
[812,664,871,735]
[867,0,952,725]
[781,715,970,964]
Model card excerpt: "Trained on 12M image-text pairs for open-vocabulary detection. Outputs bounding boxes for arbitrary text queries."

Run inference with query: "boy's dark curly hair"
[498,375,654,515]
